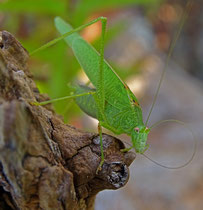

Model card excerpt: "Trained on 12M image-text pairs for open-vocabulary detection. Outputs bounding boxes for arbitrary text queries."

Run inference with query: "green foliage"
[0,0,67,15]
[71,0,161,25]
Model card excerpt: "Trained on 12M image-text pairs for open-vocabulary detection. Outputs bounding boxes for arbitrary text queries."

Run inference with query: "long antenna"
[145,0,193,126]
[123,119,197,169]
[144,119,197,169]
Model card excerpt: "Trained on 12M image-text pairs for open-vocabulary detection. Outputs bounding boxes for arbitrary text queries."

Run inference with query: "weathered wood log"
[0,31,135,210]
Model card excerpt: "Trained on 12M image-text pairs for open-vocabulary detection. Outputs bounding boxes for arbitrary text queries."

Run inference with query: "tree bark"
[0,31,135,210]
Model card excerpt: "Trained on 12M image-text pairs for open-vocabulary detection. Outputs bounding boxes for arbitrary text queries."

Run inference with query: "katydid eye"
[135,127,140,133]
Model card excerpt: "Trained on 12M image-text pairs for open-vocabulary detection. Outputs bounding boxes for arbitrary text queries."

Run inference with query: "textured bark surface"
[0,31,135,210]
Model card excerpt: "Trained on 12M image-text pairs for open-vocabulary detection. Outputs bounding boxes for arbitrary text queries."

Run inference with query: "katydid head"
[131,125,150,153]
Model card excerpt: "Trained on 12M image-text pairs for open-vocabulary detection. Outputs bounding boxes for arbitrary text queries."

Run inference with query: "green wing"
[55,17,139,107]
[55,17,144,128]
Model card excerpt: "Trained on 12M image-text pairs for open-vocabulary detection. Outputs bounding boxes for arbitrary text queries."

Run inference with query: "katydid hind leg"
[31,16,108,56]
[96,122,105,174]
[97,17,107,112]
[94,19,108,172]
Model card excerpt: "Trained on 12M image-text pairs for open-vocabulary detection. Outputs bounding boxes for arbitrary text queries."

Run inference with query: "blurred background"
[0,0,202,209]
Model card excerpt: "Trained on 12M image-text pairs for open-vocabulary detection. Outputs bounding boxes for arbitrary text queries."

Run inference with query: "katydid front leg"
[120,146,134,153]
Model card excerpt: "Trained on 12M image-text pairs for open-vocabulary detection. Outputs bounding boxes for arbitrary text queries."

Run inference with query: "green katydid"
[30,0,196,172]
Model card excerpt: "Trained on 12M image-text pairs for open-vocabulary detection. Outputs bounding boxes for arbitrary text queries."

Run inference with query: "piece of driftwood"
[0,31,135,210]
